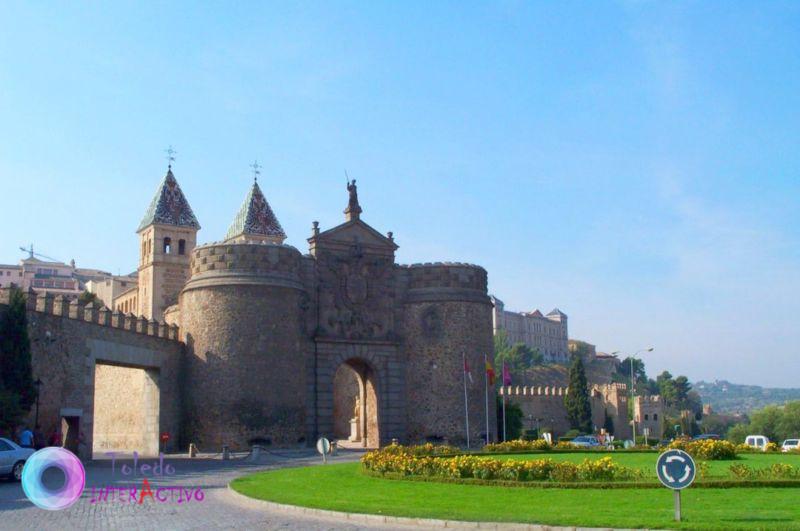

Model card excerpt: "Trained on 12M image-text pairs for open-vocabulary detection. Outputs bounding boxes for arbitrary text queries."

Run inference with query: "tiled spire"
[225,181,286,244]
[138,167,200,232]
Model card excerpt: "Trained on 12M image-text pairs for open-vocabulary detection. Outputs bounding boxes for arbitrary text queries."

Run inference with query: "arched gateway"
[332,358,380,448]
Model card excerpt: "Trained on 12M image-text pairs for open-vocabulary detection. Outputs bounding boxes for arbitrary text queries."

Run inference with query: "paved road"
[0,450,409,530]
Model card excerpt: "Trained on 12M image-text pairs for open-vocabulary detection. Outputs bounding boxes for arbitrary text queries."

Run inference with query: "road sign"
[656,449,696,490]
[316,437,331,464]
[656,449,696,522]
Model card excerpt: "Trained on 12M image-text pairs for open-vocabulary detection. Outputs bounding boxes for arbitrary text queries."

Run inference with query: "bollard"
[189,443,197,458]
[391,438,399,446]
[222,445,230,460]
[250,444,262,461]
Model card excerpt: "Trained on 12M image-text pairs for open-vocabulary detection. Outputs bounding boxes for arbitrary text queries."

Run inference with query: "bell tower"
[137,165,200,320]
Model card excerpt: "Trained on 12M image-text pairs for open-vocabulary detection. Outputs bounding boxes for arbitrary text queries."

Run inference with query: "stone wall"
[180,243,311,450]
[499,383,632,439]
[400,263,495,445]
[0,288,184,457]
[92,364,155,454]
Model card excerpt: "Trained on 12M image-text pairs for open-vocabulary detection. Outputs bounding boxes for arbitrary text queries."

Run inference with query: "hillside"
[695,380,800,414]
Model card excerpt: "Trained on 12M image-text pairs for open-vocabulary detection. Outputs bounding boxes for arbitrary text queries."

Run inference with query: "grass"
[231,453,800,530]
[499,451,800,478]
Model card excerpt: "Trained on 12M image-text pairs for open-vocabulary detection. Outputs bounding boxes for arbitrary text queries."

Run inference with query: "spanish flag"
[485,356,496,386]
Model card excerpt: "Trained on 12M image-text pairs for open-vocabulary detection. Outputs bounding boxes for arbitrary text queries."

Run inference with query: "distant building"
[86,273,139,310]
[0,254,110,298]
[634,395,665,440]
[490,296,569,364]
[568,339,596,362]
[0,264,23,288]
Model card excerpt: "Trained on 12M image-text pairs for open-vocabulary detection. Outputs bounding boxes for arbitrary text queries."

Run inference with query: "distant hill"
[695,380,800,414]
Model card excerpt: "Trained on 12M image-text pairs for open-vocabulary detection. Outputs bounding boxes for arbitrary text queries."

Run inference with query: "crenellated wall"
[0,288,184,457]
[499,383,632,439]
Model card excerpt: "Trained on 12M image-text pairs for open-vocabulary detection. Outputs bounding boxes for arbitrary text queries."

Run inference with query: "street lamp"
[612,348,654,444]
[33,378,42,428]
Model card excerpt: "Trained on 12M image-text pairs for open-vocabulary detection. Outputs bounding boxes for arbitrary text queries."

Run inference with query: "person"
[18,426,34,448]
[47,428,62,447]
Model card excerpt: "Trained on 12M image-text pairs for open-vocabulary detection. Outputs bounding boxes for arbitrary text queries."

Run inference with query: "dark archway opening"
[332,358,379,448]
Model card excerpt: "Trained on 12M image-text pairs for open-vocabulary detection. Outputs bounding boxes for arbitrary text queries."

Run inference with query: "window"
[653,414,658,421]
[163,237,172,254]
[0,439,12,451]
[178,239,186,255]
[644,414,649,421]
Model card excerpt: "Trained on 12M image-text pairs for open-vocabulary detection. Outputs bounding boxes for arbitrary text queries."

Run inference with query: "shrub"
[669,439,737,460]
[484,439,551,453]
[729,463,800,480]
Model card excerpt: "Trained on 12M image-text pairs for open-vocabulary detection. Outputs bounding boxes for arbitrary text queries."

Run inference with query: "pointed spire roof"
[138,167,200,232]
[225,181,286,243]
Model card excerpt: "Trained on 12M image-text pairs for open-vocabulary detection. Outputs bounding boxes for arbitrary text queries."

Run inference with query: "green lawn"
[232,457,800,530]
[499,451,800,478]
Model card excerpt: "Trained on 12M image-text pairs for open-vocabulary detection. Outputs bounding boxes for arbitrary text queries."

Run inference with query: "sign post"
[316,437,331,464]
[656,449,696,522]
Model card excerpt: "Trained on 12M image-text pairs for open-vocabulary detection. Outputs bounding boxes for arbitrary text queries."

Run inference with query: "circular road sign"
[316,437,331,456]
[656,449,696,490]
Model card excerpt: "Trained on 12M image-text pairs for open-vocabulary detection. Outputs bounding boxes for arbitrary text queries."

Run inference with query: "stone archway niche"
[332,358,380,448]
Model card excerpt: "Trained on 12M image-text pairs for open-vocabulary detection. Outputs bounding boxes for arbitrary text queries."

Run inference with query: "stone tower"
[137,166,200,320]
[224,179,286,244]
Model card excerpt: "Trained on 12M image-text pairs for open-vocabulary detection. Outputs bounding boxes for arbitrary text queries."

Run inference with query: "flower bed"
[361,446,645,483]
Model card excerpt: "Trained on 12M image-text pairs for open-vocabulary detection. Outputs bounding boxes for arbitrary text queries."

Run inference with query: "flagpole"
[463,353,470,449]
[484,354,490,445]
[502,362,507,442]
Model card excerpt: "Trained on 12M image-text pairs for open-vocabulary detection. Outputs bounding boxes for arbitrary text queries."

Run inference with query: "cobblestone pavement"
[0,450,409,530]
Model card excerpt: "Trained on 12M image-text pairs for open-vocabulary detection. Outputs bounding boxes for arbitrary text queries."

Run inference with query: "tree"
[0,287,36,431]
[727,423,750,444]
[777,402,800,442]
[656,371,677,405]
[78,290,98,305]
[749,405,783,442]
[496,396,523,440]
[496,342,540,374]
[564,355,592,433]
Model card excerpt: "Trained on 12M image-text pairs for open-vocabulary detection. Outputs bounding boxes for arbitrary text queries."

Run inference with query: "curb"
[226,484,633,530]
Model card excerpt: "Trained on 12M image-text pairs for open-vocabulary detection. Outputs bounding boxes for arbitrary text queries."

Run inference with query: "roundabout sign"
[656,449,696,521]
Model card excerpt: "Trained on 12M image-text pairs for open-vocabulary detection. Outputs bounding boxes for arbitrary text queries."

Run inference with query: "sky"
[0,2,798,387]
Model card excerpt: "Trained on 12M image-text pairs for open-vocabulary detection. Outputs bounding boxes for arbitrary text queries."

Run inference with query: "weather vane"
[165,145,177,168]
[250,160,261,182]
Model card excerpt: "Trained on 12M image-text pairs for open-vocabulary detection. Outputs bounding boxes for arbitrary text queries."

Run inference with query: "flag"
[502,362,512,386]
[485,358,496,386]
[464,356,473,383]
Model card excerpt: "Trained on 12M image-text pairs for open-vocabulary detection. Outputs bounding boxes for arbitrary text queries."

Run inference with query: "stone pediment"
[309,219,398,256]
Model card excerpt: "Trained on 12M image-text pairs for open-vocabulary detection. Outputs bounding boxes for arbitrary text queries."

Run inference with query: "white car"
[781,439,800,452]
[0,437,34,481]
[745,435,770,451]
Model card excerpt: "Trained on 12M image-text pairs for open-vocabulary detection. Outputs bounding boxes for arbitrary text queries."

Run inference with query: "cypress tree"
[0,287,36,420]
[564,354,592,433]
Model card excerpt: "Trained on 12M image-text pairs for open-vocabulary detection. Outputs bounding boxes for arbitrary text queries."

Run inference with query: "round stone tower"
[179,242,310,450]
[401,263,495,444]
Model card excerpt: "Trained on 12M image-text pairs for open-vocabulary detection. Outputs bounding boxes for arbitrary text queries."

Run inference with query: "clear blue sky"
[1,2,798,386]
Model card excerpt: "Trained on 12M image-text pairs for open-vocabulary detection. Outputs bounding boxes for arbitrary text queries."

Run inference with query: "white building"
[490,295,569,364]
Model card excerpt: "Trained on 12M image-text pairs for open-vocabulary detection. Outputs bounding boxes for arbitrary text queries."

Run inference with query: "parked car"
[693,434,720,440]
[570,435,601,448]
[0,437,34,481]
[781,439,800,452]
[744,435,770,451]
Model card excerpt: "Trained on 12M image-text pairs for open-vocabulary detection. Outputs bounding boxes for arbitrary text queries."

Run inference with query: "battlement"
[401,262,488,292]
[499,385,569,396]
[190,241,302,276]
[635,395,662,404]
[0,288,180,342]
[184,242,304,293]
